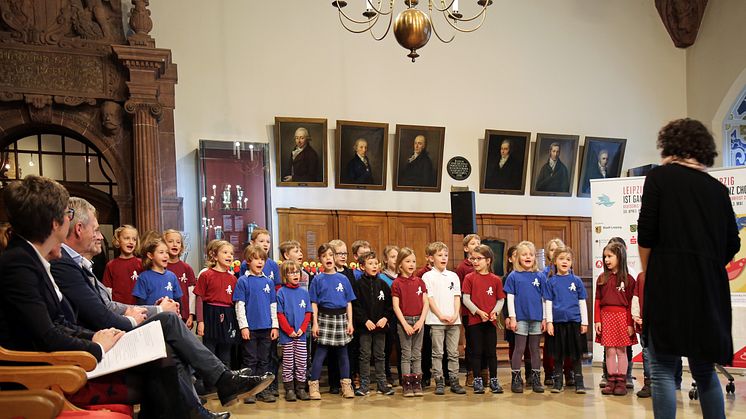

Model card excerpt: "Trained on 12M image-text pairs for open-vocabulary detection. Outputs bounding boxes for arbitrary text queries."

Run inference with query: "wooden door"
[277,209,337,261]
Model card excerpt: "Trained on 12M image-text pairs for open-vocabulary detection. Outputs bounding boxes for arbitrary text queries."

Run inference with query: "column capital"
[124,99,163,120]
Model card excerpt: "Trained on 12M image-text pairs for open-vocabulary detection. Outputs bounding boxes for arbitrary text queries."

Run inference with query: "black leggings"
[467,322,497,378]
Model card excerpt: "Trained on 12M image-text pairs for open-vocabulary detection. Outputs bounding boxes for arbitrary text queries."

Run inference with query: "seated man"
[0,176,271,419]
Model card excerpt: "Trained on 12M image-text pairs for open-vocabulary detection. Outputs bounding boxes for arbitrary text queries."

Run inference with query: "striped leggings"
[282,339,308,382]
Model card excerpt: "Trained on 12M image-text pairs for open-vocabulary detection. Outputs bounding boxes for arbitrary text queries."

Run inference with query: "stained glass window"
[725,87,746,166]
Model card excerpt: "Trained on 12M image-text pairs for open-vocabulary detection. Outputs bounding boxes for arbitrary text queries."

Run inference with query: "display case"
[197,140,271,257]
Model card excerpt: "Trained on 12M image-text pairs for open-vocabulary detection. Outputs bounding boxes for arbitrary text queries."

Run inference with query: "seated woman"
[0,175,270,419]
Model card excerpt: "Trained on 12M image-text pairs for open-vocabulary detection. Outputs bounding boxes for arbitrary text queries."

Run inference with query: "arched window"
[1,133,118,195]
[724,86,746,166]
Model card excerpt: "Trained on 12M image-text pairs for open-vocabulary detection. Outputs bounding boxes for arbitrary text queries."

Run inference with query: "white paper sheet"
[86,320,167,379]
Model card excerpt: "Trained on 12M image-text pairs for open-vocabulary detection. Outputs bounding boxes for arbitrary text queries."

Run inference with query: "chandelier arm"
[430,0,458,13]
[336,6,379,25]
[368,12,393,41]
[366,0,394,16]
[439,7,488,33]
[442,4,488,22]
[338,12,379,34]
[430,11,455,43]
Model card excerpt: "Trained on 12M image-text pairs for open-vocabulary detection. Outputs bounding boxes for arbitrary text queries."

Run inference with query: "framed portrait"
[393,124,446,192]
[577,136,627,197]
[529,133,580,197]
[335,120,389,190]
[480,129,531,195]
[274,116,327,187]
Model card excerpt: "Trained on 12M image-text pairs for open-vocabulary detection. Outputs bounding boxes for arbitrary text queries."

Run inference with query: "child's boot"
[636,377,651,398]
[308,380,321,400]
[613,374,628,396]
[341,378,355,398]
[434,377,446,395]
[551,372,563,393]
[473,376,485,394]
[449,376,466,394]
[377,379,395,395]
[510,370,524,393]
[283,381,296,402]
[574,373,587,394]
[489,377,504,394]
[412,374,424,397]
[354,377,370,396]
[530,369,545,393]
[601,374,615,395]
[465,370,474,387]
[401,374,412,397]
[295,380,310,401]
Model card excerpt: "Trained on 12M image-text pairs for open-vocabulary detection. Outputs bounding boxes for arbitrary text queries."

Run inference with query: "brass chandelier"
[332,0,492,62]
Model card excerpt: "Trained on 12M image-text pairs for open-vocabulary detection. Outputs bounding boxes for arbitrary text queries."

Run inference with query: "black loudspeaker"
[450,191,476,235]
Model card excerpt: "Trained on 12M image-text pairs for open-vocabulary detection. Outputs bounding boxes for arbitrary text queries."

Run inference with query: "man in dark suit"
[282,127,321,182]
[0,176,271,418]
[485,138,522,190]
[535,142,570,193]
[400,134,435,187]
[343,138,374,184]
[581,149,609,195]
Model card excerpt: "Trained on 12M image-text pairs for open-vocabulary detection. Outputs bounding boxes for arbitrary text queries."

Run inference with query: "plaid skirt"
[316,312,352,346]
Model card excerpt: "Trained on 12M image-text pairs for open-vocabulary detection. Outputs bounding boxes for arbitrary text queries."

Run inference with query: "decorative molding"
[124,100,163,120]
[127,0,155,48]
[655,0,708,48]
[53,96,97,107]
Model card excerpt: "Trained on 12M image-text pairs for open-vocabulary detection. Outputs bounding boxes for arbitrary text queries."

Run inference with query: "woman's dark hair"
[657,118,717,167]
[3,175,68,242]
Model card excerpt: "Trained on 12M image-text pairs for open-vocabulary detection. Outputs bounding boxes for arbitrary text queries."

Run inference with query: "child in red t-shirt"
[102,225,142,305]
[195,240,238,369]
[594,242,636,396]
[462,244,505,395]
[164,229,196,326]
[391,247,429,397]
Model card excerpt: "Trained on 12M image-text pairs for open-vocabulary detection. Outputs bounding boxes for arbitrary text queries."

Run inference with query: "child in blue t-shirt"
[239,228,281,289]
[543,246,588,394]
[133,239,183,307]
[277,260,312,401]
[503,240,546,394]
[234,244,278,403]
[308,243,356,400]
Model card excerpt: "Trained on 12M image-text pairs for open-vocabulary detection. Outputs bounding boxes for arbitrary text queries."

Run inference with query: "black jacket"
[0,237,103,361]
[352,274,394,334]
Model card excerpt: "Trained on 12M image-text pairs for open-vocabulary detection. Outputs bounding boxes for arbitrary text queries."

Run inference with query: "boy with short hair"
[279,240,310,290]
[422,242,466,395]
[352,251,395,396]
[240,228,281,290]
[455,234,481,386]
[234,244,279,403]
[350,240,371,281]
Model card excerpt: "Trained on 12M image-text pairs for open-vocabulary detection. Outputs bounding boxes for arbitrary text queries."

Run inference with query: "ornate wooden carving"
[655,0,708,48]
[0,0,181,232]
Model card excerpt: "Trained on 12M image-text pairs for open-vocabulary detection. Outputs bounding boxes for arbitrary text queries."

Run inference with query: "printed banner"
[590,167,746,368]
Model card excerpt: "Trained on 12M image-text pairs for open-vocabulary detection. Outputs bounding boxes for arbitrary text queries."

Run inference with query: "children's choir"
[102,227,646,400]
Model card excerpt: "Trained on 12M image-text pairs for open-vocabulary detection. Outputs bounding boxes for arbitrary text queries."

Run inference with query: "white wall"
[148,1,686,267]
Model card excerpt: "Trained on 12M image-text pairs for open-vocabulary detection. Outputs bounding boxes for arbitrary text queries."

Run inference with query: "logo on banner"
[630,236,637,245]
[595,260,603,269]
[595,226,602,234]
[595,194,615,207]
[630,224,637,232]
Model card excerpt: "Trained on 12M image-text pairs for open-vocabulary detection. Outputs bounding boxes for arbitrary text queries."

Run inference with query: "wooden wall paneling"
[527,216,572,255]
[479,214,528,251]
[277,209,337,261]
[337,211,390,258]
[388,212,438,265]
[570,217,594,278]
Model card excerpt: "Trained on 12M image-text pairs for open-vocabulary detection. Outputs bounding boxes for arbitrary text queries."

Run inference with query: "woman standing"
[638,118,740,419]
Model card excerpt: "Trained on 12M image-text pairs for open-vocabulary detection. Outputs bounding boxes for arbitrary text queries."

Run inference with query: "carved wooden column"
[126,100,163,232]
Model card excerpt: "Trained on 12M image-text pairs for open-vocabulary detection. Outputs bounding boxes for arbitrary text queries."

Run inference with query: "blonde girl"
[163,229,196,326]
[102,225,142,305]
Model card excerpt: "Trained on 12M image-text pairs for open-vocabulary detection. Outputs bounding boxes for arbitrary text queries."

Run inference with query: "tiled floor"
[209,367,745,418]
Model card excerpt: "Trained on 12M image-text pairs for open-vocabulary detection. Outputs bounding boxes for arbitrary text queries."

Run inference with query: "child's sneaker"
[489,377,504,394]
[354,378,370,396]
[449,377,466,394]
[473,377,485,394]
[434,377,446,395]
[574,374,587,394]
[377,379,394,395]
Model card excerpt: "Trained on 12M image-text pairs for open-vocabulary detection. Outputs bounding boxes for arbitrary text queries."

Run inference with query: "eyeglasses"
[287,271,300,276]
[64,208,75,220]
[468,256,486,262]
[335,252,348,256]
